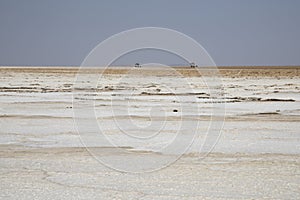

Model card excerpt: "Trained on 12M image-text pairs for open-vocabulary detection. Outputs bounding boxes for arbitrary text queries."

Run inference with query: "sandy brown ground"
[1,65,300,77]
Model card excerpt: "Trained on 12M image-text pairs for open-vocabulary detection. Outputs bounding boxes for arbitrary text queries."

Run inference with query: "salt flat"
[0,66,299,199]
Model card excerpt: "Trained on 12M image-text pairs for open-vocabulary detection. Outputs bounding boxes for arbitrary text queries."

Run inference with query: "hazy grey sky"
[0,0,299,66]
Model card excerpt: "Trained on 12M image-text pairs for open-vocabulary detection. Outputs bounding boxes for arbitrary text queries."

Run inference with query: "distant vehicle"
[190,62,198,68]
[135,63,141,68]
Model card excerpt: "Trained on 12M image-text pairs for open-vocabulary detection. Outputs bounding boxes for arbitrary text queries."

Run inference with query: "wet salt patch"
[224,101,300,116]
[0,111,73,119]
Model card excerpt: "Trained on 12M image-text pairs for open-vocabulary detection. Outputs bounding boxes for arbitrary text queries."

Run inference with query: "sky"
[0,0,299,66]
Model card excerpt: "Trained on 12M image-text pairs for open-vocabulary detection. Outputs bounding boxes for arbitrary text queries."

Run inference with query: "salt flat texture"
[0,67,299,199]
